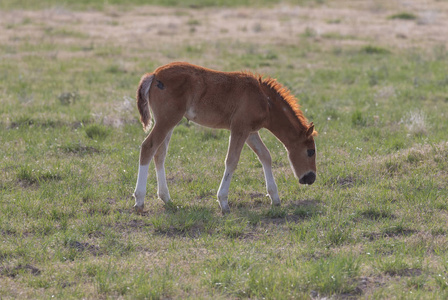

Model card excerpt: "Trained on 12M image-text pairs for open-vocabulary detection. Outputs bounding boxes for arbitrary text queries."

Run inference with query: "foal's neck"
[265,96,305,148]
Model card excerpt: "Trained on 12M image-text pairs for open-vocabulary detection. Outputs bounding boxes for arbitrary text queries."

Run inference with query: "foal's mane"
[258,76,310,130]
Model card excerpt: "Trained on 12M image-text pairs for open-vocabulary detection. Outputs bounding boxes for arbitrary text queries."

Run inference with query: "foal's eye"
[307,149,315,157]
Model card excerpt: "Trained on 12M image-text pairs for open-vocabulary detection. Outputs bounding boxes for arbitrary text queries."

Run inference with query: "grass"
[360,45,391,55]
[388,12,418,20]
[1,1,448,299]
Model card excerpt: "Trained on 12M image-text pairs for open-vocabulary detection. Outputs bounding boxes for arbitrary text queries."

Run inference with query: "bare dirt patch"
[0,264,41,278]
[68,240,102,256]
[1,1,448,62]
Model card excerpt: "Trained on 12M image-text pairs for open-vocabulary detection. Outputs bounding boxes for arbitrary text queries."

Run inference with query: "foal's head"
[288,123,317,185]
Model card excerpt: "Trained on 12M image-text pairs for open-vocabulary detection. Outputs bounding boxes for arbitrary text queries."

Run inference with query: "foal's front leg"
[246,132,280,206]
[217,131,249,214]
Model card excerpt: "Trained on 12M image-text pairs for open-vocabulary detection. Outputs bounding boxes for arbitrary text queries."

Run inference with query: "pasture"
[1,0,448,298]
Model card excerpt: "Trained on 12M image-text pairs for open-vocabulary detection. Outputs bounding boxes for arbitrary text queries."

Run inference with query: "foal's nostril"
[299,172,316,185]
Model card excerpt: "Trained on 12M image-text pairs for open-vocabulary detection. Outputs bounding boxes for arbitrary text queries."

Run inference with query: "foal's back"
[151,62,270,131]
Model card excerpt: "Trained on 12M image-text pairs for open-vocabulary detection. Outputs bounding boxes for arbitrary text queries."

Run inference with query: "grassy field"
[1,0,448,299]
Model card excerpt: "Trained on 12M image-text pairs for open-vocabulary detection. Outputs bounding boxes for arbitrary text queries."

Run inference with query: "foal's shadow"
[138,197,322,239]
[234,198,322,225]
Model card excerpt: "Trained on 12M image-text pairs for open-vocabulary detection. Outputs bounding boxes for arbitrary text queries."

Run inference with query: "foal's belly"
[184,106,231,129]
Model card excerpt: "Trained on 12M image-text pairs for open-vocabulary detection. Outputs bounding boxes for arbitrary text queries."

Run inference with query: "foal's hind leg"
[154,129,173,204]
[133,123,175,213]
[246,132,281,206]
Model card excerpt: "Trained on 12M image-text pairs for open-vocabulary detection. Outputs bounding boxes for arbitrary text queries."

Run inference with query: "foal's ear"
[306,122,316,138]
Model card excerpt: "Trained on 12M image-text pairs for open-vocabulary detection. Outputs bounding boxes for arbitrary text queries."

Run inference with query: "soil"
[1,0,447,61]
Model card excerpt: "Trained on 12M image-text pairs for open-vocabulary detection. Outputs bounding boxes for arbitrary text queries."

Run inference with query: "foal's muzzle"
[299,172,316,185]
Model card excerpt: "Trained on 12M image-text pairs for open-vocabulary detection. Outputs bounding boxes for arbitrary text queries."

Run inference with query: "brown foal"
[133,62,317,214]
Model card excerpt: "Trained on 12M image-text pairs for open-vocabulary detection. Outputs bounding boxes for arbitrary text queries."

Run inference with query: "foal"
[133,62,317,214]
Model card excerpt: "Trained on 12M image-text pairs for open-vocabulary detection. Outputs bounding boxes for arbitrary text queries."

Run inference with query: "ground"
[1,0,448,299]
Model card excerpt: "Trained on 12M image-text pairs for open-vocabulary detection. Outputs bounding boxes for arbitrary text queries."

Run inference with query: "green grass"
[1,2,448,299]
[388,12,418,20]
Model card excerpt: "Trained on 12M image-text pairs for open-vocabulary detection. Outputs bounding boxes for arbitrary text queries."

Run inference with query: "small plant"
[17,165,61,185]
[325,226,350,247]
[61,142,99,155]
[381,223,414,237]
[105,64,125,74]
[302,26,317,38]
[327,18,341,24]
[377,256,410,276]
[361,45,390,55]
[17,165,37,184]
[406,276,426,290]
[388,12,417,20]
[351,110,367,127]
[187,19,200,26]
[406,150,424,164]
[359,208,394,220]
[85,124,110,140]
[58,91,79,105]
[9,116,34,128]
[385,159,401,174]
[264,50,278,60]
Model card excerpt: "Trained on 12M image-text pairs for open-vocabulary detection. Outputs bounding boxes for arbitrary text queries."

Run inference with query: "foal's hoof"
[221,208,230,215]
[134,204,144,214]
[219,203,231,215]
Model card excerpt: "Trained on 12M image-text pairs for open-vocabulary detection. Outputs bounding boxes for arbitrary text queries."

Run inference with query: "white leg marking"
[156,166,170,203]
[154,130,172,203]
[263,167,280,206]
[217,132,248,214]
[134,163,149,210]
[217,169,233,214]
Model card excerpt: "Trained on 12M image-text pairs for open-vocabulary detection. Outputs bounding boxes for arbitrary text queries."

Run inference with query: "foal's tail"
[136,73,154,132]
